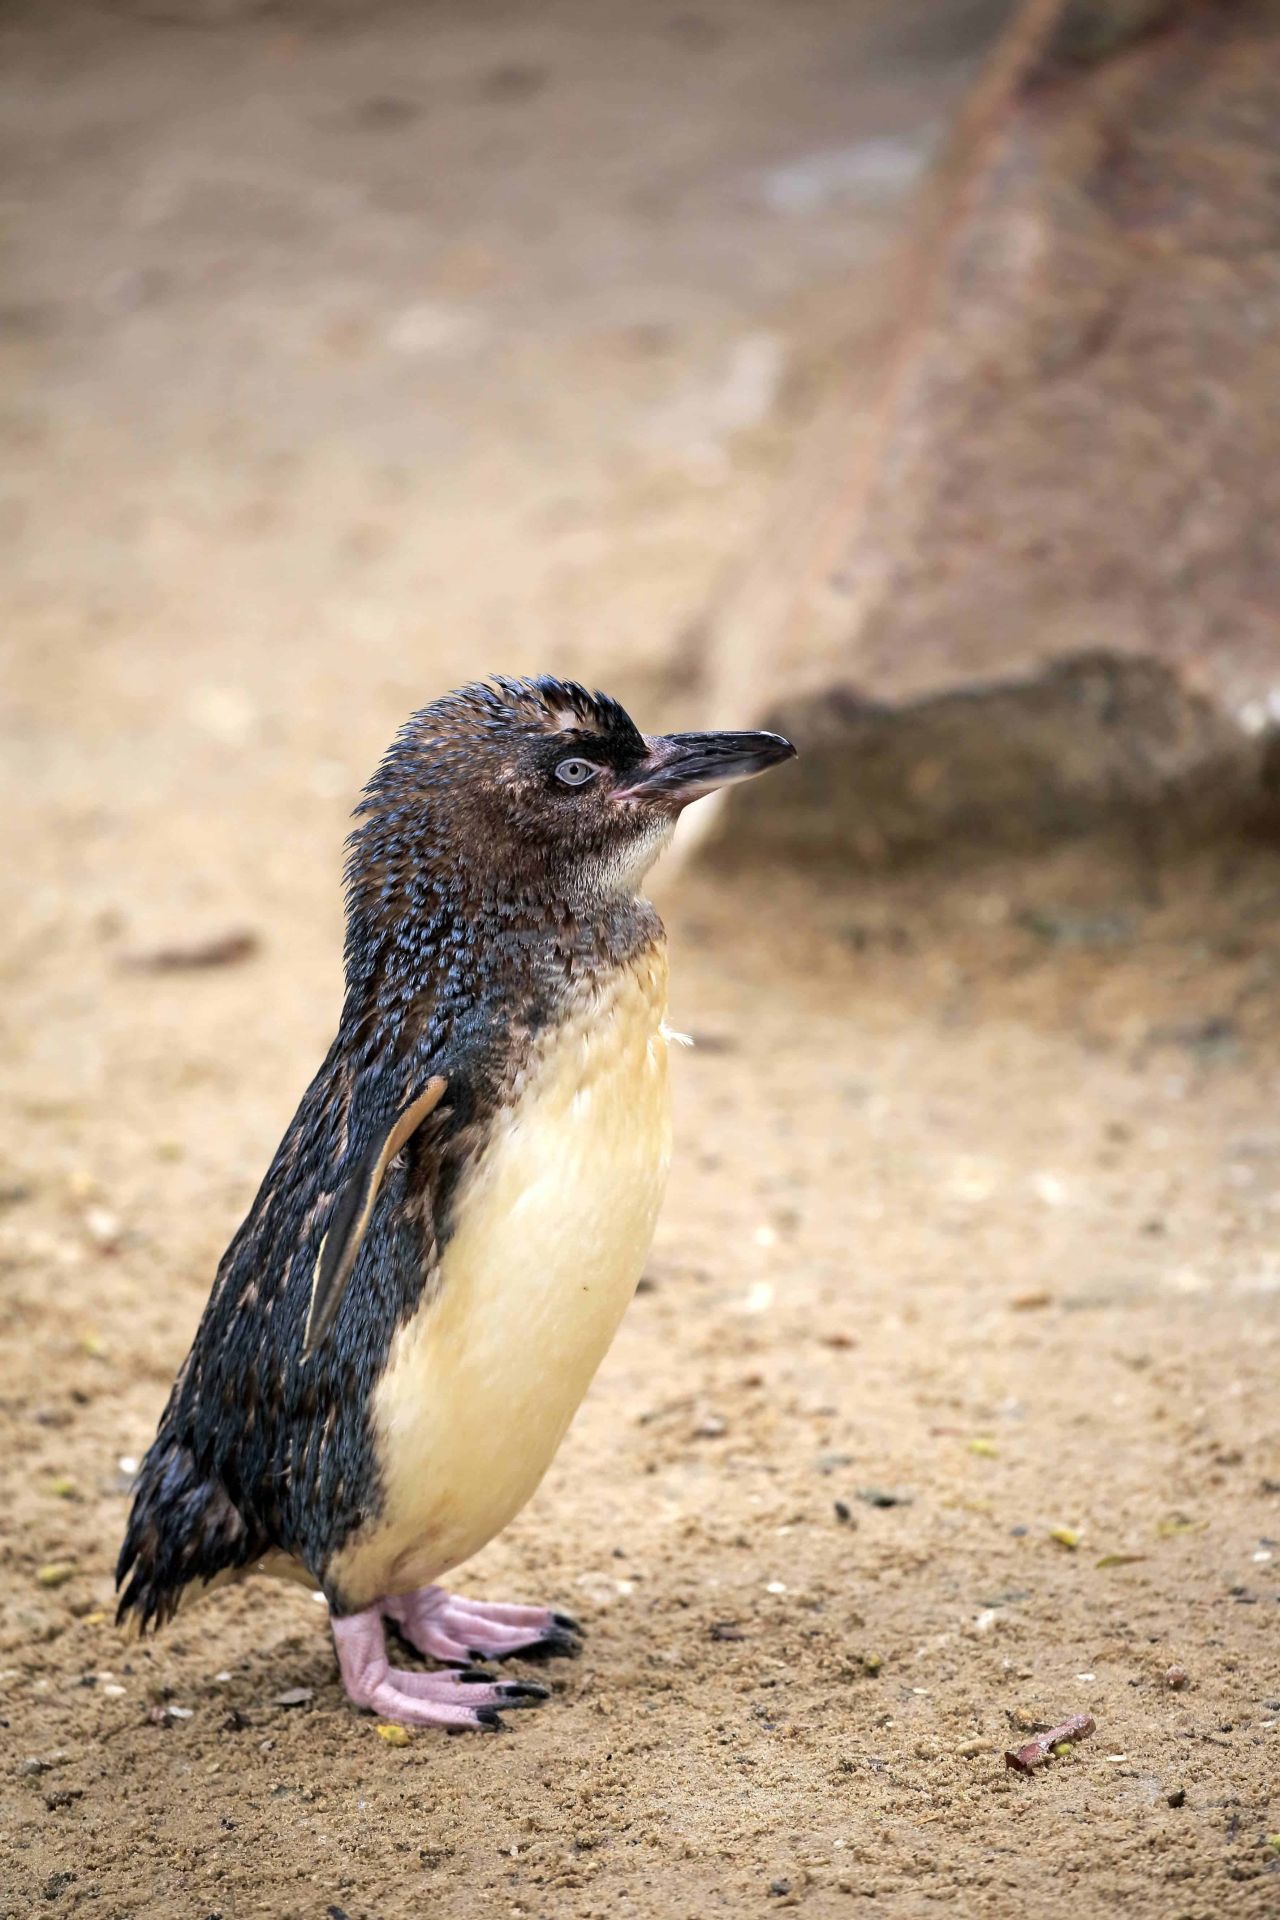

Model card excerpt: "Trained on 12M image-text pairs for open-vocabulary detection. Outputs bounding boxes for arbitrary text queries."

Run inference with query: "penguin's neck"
[343,863,664,1055]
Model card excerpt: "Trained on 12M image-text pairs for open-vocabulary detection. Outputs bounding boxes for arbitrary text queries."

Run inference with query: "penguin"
[117,675,794,1730]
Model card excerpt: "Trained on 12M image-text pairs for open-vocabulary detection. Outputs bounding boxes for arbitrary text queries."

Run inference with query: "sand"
[2,4,1277,1916]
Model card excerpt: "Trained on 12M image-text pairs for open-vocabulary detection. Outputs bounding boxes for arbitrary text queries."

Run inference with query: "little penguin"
[117,675,795,1730]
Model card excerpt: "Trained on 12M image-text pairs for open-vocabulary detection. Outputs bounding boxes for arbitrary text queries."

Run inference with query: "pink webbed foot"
[331,1608,550,1731]
[382,1586,584,1664]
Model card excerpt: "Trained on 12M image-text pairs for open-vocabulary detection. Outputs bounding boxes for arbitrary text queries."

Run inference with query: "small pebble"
[82,1206,122,1252]
[1167,1786,1186,1808]
[375,1723,411,1746]
[1164,1666,1189,1691]
[272,1687,314,1709]
[36,1563,76,1589]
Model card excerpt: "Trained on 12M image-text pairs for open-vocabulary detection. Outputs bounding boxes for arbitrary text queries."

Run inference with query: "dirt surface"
[2,4,1278,1919]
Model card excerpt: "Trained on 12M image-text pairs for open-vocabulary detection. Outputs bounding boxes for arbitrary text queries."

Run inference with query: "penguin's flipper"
[303,1075,447,1358]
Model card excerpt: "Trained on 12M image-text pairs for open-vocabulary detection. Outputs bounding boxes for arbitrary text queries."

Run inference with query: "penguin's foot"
[331,1608,550,1731]
[382,1586,584,1663]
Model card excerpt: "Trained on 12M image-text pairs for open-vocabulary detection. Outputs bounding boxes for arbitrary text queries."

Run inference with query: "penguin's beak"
[615,729,797,807]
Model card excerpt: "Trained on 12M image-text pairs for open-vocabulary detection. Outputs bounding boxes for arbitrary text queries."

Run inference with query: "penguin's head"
[352,674,795,906]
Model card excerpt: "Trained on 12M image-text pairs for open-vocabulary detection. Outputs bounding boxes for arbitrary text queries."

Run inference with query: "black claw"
[498,1682,551,1704]
[474,1706,504,1731]
[455,1667,498,1684]
[515,1629,583,1662]
[552,1611,584,1634]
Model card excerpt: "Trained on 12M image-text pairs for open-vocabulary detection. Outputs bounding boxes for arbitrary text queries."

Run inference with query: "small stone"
[1167,1786,1186,1807]
[36,1562,76,1589]
[856,1487,912,1509]
[1164,1665,1189,1691]
[272,1687,314,1709]
[1049,1526,1080,1550]
[82,1207,121,1252]
[375,1723,411,1746]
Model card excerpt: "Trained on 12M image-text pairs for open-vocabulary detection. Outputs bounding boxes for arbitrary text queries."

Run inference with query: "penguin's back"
[327,935,671,1610]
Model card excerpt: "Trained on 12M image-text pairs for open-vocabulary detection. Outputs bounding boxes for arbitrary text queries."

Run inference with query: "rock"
[272,1687,314,1709]
[81,1207,121,1253]
[694,0,1280,872]
[35,1563,76,1589]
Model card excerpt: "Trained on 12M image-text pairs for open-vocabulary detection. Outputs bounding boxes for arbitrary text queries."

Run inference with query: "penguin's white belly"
[333,946,671,1605]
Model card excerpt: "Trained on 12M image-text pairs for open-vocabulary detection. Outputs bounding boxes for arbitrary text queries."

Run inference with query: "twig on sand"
[119,929,259,972]
[1005,1713,1096,1774]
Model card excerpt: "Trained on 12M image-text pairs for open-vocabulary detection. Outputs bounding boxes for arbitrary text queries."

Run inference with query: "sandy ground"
[2,3,1278,1917]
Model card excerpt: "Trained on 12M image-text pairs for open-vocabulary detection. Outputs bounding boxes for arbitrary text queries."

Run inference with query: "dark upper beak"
[615,729,797,806]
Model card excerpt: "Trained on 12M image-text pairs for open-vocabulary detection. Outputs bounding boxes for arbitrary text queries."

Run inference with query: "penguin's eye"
[554,757,601,789]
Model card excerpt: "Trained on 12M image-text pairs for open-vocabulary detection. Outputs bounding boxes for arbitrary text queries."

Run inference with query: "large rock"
[697,0,1280,867]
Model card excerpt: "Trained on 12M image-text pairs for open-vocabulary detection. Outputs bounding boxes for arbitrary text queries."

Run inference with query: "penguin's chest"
[336,947,671,1604]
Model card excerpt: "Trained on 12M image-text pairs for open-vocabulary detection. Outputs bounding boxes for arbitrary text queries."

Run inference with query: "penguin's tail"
[115,1434,255,1633]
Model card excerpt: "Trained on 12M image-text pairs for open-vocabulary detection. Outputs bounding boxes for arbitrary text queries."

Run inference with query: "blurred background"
[3,4,1279,1917]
